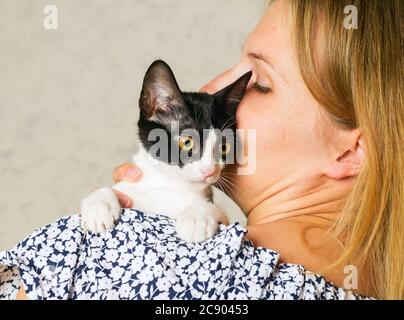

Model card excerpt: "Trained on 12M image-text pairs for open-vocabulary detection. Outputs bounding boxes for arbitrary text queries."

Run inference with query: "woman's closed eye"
[250,69,273,95]
[252,81,272,94]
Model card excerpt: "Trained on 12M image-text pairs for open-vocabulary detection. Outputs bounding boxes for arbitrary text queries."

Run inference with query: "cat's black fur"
[137,60,251,167]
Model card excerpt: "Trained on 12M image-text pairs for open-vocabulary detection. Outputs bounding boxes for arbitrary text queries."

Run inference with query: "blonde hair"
[288,0,403,299]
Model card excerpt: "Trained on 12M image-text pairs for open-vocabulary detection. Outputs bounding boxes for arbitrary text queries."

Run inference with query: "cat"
[80,60,251,242]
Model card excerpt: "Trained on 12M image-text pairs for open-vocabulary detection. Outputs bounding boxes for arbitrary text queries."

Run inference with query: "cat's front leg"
[175,203,229,243]
[80,187,122,233]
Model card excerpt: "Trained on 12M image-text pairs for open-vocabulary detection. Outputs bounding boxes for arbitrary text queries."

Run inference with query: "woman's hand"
[112,163,143,208]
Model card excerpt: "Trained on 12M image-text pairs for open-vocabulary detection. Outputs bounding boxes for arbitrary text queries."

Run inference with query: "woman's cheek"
[236,93,266,130]
[236,94,283,157]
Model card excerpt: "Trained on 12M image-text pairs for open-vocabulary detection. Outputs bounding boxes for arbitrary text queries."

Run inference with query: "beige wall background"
[0,0,264,250]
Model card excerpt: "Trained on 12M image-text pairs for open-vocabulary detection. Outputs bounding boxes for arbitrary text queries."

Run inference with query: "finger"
[113,190,134,208]
[112,163,143,183]
[199,63,252,94]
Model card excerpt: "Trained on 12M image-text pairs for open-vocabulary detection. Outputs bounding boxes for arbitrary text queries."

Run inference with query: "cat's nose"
[200,164,217,178]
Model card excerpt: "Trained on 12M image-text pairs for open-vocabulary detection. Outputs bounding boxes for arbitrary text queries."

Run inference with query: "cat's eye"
[219,143,231,155]
[178,136,194,151]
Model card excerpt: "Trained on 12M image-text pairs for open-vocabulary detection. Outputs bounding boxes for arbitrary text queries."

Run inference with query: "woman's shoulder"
[0,209,370,300]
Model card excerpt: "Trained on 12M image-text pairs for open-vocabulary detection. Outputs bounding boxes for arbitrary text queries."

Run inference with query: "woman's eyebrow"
[248,52,274,68]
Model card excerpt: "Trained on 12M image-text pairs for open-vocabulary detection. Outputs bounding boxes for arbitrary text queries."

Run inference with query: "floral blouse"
[0,209,368,300]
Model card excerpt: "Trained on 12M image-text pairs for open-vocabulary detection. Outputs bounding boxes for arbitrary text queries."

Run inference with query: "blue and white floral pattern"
[0,209,368,300]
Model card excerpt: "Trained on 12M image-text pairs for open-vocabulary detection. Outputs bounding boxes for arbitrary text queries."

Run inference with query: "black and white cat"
[81,60,251,242]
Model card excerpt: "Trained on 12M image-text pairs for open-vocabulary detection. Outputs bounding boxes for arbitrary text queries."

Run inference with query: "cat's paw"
[175,205,228,243]
[80,187,121,233]
[175,204,229,242]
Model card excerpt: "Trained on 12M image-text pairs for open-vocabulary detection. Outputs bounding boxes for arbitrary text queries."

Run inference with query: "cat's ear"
[213,71,252,115]
[139,60,184,119]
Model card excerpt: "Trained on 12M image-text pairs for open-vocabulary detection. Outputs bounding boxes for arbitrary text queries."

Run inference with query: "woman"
[2,0,403,299]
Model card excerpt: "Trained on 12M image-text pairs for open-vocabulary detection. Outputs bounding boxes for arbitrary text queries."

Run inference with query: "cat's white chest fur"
[80,147,227,242]
[113,149,209,218]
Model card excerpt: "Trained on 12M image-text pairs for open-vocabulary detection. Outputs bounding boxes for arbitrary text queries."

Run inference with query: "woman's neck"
[245,174,353,227]
[242,174,356,290]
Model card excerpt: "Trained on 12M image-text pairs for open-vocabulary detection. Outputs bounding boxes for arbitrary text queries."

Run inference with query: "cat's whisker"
[221,133,235,136]
[220,174,244,195]
[221,171,239,177]
[214,179,227,194]
[220,117,237,131]
[222,173,237,179]
[220,177,239,194]
[220,118,233,131]
[193,106,199,126]
[227,98,241,103]
[223,179,240,198]
[214,179,224,192]
[216,177,233,196]
[217,178,233,196]
[215,176,232,195]
[197,106,204,127]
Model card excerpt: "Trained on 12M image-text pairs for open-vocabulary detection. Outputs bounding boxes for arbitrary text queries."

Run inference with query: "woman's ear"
[323,129,365,180]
